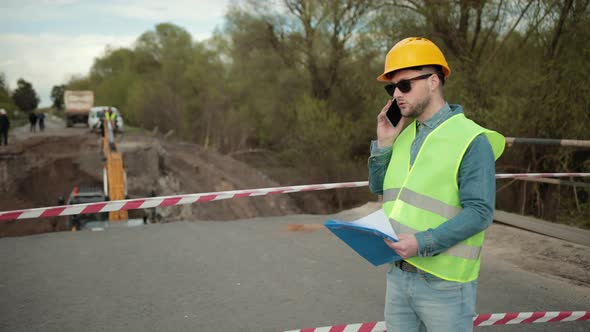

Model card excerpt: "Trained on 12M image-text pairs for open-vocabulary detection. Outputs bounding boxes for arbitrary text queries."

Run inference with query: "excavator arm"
[102,118,128,221]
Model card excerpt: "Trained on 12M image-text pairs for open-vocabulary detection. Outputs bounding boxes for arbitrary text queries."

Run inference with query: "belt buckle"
[398,260,418,273]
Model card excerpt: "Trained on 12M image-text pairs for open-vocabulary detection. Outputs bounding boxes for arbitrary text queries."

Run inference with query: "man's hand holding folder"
[324,209,403,266]
[384,234,418,259]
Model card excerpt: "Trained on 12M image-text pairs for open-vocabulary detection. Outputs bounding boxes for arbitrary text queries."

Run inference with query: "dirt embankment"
[0,116,317,237]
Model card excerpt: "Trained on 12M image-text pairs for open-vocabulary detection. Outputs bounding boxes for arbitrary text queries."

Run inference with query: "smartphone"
[386,99,402,127]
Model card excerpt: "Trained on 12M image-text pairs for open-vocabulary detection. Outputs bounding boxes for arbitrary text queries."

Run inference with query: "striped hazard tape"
[284,311,590,331]
[495,172,590,179]
[1,173,589,221]
[473,310,590,326]
[0,181,367,221]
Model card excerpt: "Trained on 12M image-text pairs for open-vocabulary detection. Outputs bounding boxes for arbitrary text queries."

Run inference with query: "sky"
[0,0,231,107]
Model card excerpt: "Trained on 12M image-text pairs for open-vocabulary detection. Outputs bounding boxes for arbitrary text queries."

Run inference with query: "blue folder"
[324,219,402,266]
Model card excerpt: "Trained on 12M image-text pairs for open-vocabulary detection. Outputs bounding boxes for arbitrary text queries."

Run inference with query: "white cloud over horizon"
[1,33,136,106]
[0,0,230,107]
[99,0,231,21]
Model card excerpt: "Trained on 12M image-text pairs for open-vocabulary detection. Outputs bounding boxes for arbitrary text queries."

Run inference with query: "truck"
[64,90,94,127]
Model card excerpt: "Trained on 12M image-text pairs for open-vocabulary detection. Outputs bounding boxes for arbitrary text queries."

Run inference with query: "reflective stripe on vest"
[384,187,461,220]
[388,217,481,260]
[382,188,399,202]
[383,187,481,260]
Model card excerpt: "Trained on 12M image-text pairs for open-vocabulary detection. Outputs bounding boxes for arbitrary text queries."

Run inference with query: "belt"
[396,260,419,273]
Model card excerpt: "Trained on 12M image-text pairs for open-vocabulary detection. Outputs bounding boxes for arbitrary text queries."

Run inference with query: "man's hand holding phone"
[377,98,408,148]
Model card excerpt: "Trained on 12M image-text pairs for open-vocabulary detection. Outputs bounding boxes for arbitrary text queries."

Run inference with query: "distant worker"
[0,109,10,145]
[99,108,116,137]
[105,107,118,133]
[99,111,106,137]
[28,111,37,132]
[38,111,46,131]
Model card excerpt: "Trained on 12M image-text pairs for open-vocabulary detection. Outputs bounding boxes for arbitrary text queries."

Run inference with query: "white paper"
[345,209,398,240]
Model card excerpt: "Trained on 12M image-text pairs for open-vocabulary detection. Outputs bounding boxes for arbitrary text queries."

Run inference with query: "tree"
[51,84,66,110]
[0,73,7,91]
[42,11,589,222]
[239,0,377,100]
[90,47,138,112]
[135,23,194,87]
[130,23,200,136]
[66,75,92,90]
[12,78,40,112]
[0,73,16,112]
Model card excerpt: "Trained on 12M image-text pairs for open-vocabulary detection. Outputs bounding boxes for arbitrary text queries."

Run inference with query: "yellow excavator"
[102,115,128,221]
[64,114,128,231]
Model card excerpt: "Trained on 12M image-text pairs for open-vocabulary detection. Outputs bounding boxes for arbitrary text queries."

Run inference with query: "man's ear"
[429,74,438,91]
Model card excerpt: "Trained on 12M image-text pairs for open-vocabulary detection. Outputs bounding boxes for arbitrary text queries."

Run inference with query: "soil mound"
[0,117,304,237]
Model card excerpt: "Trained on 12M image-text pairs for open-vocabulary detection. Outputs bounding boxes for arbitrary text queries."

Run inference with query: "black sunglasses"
[385,73,434,96]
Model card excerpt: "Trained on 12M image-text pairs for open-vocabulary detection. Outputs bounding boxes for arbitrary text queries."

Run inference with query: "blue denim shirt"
[368,103,496,257]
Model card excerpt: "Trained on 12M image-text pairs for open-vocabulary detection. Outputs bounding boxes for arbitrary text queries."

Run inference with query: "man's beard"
[403,94,431,119]
[404,96,431,119]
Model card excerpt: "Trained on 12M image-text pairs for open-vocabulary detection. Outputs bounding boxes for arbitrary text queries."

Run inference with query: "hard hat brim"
[376,65,451,82]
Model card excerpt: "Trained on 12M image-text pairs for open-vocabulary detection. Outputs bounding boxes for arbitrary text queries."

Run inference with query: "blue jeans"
[384,263,477,332]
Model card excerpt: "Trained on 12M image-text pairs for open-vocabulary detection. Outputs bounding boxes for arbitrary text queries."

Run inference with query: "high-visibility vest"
[382,113,505,282]
[105,111,116,121]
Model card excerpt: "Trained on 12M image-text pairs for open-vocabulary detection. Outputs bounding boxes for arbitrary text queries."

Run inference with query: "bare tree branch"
[470,0,486,52]
[476,0,503,63]
[482,0,535,69]
[519,0,559,50]
[548,0,574,59]
[386,0,423,13]
[458,0,471,43]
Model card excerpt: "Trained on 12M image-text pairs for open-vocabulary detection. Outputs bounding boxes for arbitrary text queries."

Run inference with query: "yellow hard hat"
[376,37,451,82]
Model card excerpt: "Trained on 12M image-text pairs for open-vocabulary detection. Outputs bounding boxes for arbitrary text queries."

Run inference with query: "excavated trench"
[0,135,104,236]
[0,128,305,237]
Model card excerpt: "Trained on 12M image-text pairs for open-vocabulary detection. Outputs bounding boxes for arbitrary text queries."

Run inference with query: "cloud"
[0,1,231,107]
[0,33,135,106]
[99,0,230,21]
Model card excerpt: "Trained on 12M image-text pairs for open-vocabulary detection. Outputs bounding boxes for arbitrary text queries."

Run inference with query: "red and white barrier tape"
[284,311,590,331]
[1,173,589,222]
[495,172,590,179]
[473,310,590,326]
[0,181,368,221]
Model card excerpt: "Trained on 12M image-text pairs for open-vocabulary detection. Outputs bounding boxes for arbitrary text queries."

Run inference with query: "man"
[105,107,117,130]
[29,111,37,132]
[100,108,117,137]
[368,37,505,331]
[38,111,46,131]
[0,109,9,145]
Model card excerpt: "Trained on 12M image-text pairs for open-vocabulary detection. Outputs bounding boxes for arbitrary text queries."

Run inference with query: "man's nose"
[393,86,403,99]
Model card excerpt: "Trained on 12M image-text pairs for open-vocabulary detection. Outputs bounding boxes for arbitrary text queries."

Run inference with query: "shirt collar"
[417,102,452,129]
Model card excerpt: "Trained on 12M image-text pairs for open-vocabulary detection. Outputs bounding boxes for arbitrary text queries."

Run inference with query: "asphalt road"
[1,209,588,332]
